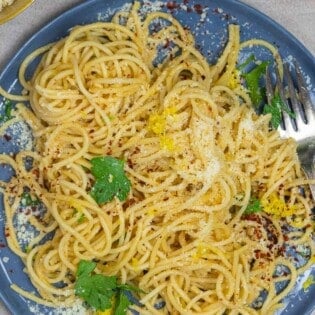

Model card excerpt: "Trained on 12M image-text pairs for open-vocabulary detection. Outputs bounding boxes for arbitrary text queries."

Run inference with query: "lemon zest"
[147,208,157,217]
[261,194,296,218]
[228,69,241,90]
[290,216,305,228]
[160,135,174,151]
[131,257,139,271]
[148,106,177,135]
[302,275,315,291]
[97,309,113,315]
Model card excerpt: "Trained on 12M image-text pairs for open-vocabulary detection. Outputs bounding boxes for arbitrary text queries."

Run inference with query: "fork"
[265,61,315,200]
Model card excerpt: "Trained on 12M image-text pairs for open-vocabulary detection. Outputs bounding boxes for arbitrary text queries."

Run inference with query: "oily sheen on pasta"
[0,2,314,314]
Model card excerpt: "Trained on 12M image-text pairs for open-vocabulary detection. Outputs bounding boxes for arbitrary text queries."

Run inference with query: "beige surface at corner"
[0,0,314,314]
[0,0,314,71]
[241,0,315,55]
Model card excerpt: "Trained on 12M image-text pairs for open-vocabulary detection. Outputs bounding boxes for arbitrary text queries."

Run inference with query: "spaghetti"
[0,2,314,314]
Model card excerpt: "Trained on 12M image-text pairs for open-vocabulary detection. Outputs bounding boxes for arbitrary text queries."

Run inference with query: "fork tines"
[265,61,315,134]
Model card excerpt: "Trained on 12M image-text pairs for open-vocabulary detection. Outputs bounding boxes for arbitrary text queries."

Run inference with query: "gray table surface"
[0,0,314,314]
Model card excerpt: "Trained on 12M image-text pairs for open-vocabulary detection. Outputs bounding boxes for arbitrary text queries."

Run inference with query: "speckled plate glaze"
[0,1,314,314]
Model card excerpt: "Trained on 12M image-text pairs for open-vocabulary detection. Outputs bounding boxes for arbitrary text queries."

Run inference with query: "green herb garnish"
[21,192,40,207]
[90,156,131,205]
[263,93,296,129]
[244,197,262,215]
[0,99,14,123]
[75,260,140,314]
[77,212,86,223]
[242,61,270,107]
[25,245,31,253]
[114,291,131,315]
[237,54,256,71]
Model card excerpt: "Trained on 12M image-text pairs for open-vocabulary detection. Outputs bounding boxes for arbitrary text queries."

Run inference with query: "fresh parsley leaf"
[90,156,131,204]
[77,260,97,277]
[75,260,117,311]
[114,291,132,315]
[244,197,262,215]
[237,54,256,71]
[241,61,269,107]
[0,99,14,123]
[21,192,40,206]
[263,93,296,129]
[75,260,141,314]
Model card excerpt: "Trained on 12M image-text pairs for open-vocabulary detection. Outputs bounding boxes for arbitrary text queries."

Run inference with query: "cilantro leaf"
[0,99,14,123]
[114,291,132,315]
[263,93,296,129]
[75,260,117,311]
[241,61,269,107]
[244,197,262,215]
[90,156,131,204]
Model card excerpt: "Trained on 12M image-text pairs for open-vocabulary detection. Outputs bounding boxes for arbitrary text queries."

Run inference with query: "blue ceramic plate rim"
[0,0,314,314]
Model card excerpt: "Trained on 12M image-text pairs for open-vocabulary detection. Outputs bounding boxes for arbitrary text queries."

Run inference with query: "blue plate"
[0,0,314,314]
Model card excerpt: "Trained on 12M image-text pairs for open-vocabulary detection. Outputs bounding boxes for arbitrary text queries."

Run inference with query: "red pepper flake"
[193,4,203,14]
[32,168,40,178]
[163,38,171,49]
[277,245,286,256]
[242,213,262,224]
[127,158,134,168]
[0,243,5,248]
[222,13,231,21]
[4,227,10,237]
[123,198,136,209]
[166,1,179,10]
[3,134,11,141]
[254,249,261,259]
[31,206,37,213]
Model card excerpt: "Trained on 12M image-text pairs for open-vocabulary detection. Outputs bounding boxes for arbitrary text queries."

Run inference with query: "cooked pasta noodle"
[0,2,314,314]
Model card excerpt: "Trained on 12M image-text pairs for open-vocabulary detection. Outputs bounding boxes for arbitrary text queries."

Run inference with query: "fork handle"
[297,140,315,201]
[301,163,315,201]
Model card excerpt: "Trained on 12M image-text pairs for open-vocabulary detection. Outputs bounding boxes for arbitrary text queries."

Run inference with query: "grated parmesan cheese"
[28,299,90,315]
[240,118,255,131]
[2,256,9,263]
[6,120,33,151]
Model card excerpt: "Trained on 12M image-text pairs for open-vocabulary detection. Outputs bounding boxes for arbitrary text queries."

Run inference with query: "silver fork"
[265,61,315,199]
